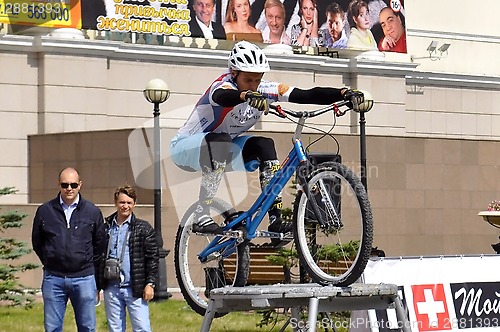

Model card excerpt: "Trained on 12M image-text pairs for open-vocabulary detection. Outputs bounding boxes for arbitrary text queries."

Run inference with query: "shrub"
[0,187,38,307]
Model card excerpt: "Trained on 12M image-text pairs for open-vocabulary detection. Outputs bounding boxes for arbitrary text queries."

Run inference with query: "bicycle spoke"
[174,199,249,316]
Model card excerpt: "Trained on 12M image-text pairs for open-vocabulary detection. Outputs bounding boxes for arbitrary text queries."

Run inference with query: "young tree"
[0,187,38,306]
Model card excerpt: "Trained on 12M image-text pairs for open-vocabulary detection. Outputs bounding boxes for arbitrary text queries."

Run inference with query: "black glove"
[343,89,364,106]
[244,91,268,112]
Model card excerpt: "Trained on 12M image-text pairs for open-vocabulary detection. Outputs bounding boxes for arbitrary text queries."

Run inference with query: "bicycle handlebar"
[268,99,353,119]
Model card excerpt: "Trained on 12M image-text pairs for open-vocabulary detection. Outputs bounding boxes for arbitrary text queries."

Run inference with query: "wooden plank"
[224,246,286,285]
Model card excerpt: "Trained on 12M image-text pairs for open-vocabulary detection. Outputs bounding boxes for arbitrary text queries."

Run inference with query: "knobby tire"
[174,198,250,317]
[293,162,373,286]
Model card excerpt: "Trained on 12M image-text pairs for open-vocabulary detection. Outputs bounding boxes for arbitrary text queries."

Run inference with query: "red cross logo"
[411,284,451,331]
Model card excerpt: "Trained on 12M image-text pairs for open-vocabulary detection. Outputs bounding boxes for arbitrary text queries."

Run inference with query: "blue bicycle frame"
[195,100,354,263]
[197,138,308,263]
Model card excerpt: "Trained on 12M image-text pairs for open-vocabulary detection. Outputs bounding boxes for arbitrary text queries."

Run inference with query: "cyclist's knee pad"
[243,136,277,161]
[205,132,232,144]
[200,133,232,169]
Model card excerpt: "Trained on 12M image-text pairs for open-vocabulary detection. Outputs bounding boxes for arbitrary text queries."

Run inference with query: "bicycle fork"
[296,163,342,229]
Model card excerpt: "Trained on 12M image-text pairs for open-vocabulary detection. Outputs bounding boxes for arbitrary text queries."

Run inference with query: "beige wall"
[405,0,500,76]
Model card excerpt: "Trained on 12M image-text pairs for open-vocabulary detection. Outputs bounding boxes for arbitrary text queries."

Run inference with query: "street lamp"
[143,78,171,300]
[351,90,374,190]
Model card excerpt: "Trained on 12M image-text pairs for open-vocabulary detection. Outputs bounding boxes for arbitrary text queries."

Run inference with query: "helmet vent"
[227,41,270,73]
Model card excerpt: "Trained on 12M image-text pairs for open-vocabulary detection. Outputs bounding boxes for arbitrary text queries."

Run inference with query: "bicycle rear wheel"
[174,198,250,317]
[293,162,373,286]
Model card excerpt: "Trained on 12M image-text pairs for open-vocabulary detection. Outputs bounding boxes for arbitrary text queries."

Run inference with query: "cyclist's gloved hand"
[343,89,364,107]
[245,91,268,113]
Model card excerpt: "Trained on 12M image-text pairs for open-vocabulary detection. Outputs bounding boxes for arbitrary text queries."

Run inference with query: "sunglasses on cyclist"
[60,182,79,189]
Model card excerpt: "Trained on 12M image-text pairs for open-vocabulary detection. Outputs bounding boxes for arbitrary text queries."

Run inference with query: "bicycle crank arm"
[193,229,243,239]
[222,229,244,240]
[256,230,293,240]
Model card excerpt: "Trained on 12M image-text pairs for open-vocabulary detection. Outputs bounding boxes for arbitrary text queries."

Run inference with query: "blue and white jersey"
[172,71,294,142]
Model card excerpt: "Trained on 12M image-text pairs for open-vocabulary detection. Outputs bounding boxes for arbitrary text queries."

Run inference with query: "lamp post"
[359,110,368,190]
[352,91,374,191]
[143,78,171,300]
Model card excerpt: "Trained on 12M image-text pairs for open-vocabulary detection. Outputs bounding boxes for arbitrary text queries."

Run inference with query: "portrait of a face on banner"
[79,0,406,53]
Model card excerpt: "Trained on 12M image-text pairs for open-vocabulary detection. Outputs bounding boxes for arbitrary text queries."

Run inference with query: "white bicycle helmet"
[228,41,270,73]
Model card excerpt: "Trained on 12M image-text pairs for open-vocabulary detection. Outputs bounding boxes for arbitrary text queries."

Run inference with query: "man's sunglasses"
[60,182,79,189]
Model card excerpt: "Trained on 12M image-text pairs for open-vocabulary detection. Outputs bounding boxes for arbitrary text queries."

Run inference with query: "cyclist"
[170,40,364,235]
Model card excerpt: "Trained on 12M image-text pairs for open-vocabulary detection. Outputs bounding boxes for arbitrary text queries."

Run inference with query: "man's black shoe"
[192,215,224,234]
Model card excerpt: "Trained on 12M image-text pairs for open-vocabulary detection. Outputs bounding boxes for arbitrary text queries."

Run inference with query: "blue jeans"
[104,285,151,332]
[41,272,97,332]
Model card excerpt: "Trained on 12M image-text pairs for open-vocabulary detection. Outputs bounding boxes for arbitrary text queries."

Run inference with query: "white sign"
[354,255,500,332]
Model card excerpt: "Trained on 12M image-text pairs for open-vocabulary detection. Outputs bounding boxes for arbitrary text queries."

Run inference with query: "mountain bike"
[174,98,374,316]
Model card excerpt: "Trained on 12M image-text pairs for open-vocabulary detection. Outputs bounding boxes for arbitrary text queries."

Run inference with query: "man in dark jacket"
[189,0,226,39]
[96,185,159,332]
[32,167,106,332]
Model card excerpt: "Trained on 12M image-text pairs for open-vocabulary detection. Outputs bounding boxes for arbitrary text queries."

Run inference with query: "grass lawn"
[0,298,296,331]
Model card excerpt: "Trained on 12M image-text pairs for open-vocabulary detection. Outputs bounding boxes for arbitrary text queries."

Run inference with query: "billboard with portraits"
[0,0,406,53]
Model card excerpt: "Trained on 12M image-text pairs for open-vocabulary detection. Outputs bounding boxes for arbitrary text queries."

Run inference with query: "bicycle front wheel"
[174,198,250,317]
[293,162,373,286]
